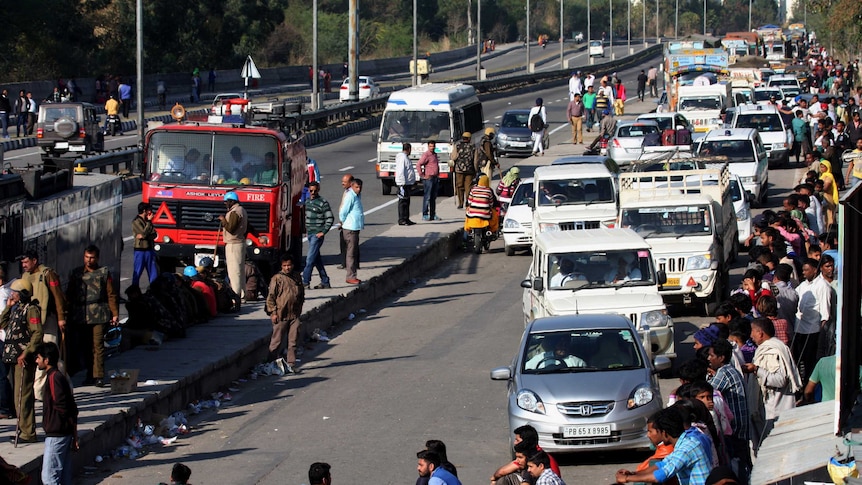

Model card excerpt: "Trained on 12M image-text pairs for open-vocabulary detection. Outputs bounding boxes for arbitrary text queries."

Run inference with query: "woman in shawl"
[496,167,521,199]
[818,159,839,226]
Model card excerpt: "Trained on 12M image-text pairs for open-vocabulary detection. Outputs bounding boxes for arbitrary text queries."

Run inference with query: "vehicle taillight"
[341,85,348,90]
[360,85,370,90]
[79,127,86,138]
[613,138,623,147]
[36,128,43,139]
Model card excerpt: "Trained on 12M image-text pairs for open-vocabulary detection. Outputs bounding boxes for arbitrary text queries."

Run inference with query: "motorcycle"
[583,133,610,156]
[105,114,121,136]
[466,225,498,254]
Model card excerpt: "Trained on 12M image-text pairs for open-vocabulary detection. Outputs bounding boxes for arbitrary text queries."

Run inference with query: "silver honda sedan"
[490,314,669,453]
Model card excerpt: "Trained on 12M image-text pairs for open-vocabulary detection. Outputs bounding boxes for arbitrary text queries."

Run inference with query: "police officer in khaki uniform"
[65,245,119,387]
[219,191,247,310]
[0,278,43,443]
[17,249,66,401]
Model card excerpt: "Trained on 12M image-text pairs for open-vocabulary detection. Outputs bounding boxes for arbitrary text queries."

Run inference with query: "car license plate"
[69,145,86,152]
[665,277,680,286]
[194,252,220,267]
[55,142,69,149]
[562,425,612,438]
[510,142,528,147]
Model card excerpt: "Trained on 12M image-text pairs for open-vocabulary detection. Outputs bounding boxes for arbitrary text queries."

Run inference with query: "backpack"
[529,112,544,132]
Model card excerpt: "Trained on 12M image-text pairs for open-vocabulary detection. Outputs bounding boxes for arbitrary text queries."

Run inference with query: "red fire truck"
[142,111,307,275]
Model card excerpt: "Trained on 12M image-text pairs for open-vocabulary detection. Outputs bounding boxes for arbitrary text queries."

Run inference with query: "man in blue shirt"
[416,450,461,485]
[615,407,713,485]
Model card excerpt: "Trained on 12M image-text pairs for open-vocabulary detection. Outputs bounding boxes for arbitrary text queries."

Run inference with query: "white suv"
[730,104,793,166]
[695,128,769,206]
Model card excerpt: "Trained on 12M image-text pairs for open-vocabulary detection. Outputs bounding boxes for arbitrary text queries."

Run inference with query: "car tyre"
[381,180,393,196]
[505,244,515,256]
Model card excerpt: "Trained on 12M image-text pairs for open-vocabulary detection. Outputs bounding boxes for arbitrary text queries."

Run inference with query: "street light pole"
[748,0,752,32]
[560,0,564,68]
[703,0,707,36]
[610,0,614,60]
[675,0,678,39]
[656,0,659,43]
[313,0,320,108]
[643,0,647,48]
[587,0,591,64]
[527,0,531,71]
[412,0,418,86]
[476,0,482,80]
[627,0,631,55]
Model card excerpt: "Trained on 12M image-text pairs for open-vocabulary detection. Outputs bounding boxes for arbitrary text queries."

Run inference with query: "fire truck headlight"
[162,235,171,243]
[245,238,253,246]
[259,236,269,245]
[154,244,161,251]
[253,248,261,255]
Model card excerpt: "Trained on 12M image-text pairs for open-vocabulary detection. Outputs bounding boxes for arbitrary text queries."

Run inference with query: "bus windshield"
[381,111,452,143]
[147,132,281,187]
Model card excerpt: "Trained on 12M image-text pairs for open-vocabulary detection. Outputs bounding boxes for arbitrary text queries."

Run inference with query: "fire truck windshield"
[147,131,281,186]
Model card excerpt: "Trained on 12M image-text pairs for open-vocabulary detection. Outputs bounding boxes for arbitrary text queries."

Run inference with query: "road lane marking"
[368,158,377,163]
[123,236,134,242]
[339,166,355,171]
[303,198,400,242]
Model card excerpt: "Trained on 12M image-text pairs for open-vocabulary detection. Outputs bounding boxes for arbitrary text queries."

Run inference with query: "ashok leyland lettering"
[373,83,484,195]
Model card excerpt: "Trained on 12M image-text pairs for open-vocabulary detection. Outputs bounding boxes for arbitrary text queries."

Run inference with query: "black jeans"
[398,185,411,222]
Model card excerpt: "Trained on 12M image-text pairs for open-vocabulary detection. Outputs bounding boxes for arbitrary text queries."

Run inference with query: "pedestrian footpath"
[0,201,469,480]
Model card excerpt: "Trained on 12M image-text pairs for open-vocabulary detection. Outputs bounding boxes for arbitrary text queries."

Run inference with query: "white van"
[695,128,769,205]
[531,164,618,238]
[730,104,792,166]
[589,40,605,57]
[521,229,675,358]
[373,83,484,195]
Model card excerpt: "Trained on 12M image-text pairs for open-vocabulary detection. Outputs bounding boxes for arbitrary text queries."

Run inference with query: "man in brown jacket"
[265,255,305,374]
[17,249,65,402]
[131,202,158,286]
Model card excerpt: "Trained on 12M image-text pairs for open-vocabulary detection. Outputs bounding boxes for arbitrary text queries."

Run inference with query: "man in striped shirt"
[708,339,751,482]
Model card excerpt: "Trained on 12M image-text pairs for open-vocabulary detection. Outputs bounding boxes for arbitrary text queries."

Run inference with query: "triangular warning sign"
[240,56,261,79]
[153,201,177,225]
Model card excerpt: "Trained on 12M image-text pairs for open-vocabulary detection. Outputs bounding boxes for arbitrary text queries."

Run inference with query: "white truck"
[676,83,732,135]
[530,164,618,238]
[372,83,484,195]
[520,228,675,358]
[617,163,738,315]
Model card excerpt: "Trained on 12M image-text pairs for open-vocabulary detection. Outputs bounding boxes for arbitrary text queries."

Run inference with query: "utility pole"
[135,0,143,148]
[527,0,531,71]
[412,0,418,86]
[348,0,358,102]
[476,0,482,80]
[560,0,564,68]
[313,0,320,109]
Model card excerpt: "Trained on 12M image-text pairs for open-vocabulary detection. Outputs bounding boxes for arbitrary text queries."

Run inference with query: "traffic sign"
[241,56,261,79]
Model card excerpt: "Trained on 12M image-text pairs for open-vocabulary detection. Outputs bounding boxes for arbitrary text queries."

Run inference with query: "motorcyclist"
[464,174,499,235]
[104,94,120,132]
[587,109,616,152]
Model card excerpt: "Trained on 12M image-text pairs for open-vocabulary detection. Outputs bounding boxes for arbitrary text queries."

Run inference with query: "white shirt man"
[529,101,548,156]
[568,73,583,101]
[584,74,596,90]
[796,267,832,335]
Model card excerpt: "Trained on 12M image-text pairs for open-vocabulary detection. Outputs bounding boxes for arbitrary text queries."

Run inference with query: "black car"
[495,109,549,157]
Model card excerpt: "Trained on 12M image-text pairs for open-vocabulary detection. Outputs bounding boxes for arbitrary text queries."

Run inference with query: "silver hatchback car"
[607,120,661,166]
[491,314,669,453]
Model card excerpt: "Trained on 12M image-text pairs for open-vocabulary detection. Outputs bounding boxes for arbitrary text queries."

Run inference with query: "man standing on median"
[37,342,78,485]
[418,141,440,221]
[131,202,159,286]
[266,255,304,375]
[302,181,334,290]
[396,143,418,224]
[340,179,365,285]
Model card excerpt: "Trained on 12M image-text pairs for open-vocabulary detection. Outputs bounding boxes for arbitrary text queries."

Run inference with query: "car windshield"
[590,41,602,47]
[511,182,535,206]
[147,132,281,186]
[754,91,780,102]
[617,125,660,137]
[548,249,656,290]
[537,177,615,205]
[41,107,79,123]
[735,114,783,132]
[638,117,672,131]
[697,140,755,161]
[620,206,713,238]
[679,96,722,111]
[502,112,529,129]
[522,329,644,373]
[381,111,451,143]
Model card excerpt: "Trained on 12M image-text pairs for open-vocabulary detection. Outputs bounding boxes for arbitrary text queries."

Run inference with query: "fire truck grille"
[151,200,270,232]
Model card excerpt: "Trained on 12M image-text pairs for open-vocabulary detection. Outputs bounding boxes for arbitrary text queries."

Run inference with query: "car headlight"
[504,218,521,229]
[774,142,787,149]
[740,175,755,184]
[641,309,669,327]
[736,208,750,221]
[516,389,546,414]
[627,385,655,409]
[686,254,712,270]
[497,133,509,141]
[538,223,560,233]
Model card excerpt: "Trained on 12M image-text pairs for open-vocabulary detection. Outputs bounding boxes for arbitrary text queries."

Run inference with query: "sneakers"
[433,215,441,221]
[314,283,331,289]
[398,220,416,226]
[422,215,430,221]
[346,278,361,285]
[336,264,346,269]
[303,283,311,290]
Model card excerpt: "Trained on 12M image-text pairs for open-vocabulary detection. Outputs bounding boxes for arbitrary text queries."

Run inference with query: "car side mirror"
[490,366,513,380]
[653,356,672,373]
[656,270,667,285]
[520,279,532,289]
[526,197,535,209]
[532,277,544,292]
[371,133,379,143]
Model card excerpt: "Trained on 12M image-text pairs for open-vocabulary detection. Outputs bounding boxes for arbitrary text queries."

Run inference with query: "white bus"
[373,83,484,195]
